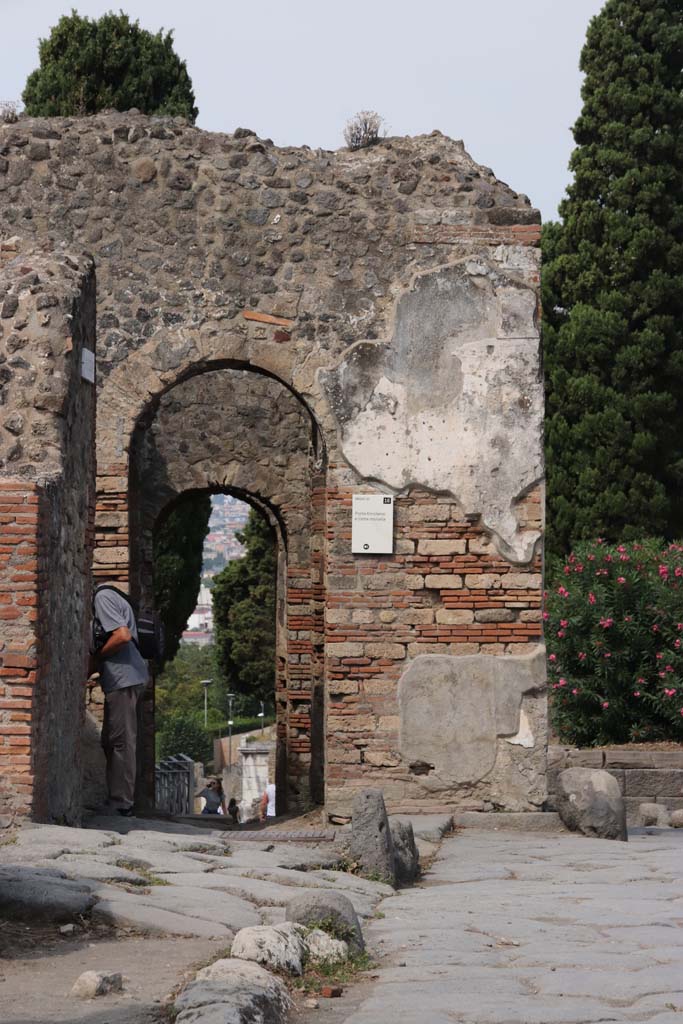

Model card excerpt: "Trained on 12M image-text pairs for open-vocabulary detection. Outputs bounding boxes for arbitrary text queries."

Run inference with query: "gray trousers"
[101,685,145,808]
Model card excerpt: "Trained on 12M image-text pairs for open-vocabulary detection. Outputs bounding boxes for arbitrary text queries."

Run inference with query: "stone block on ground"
[350,788,396,886]
[556,768,627,841]
[0,867,96,921]
[92,898,233,939]
[71,971,123,999]
[389,820,420,886]
[174,958,289,1024]
[230,922,307,975]
[305,928,349,963]
[285,890,364,953]
[670,809,683,828]
[638,802,671,827]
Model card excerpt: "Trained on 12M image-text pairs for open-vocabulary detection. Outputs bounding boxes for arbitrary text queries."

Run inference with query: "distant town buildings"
[182,495,249,646]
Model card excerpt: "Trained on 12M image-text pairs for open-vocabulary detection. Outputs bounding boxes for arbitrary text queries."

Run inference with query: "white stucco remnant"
[504,709,535,749]
[321,255,543,563]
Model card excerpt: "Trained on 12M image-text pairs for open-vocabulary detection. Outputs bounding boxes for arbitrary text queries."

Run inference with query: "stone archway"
[1,112,547,823]
[127,367,325,809]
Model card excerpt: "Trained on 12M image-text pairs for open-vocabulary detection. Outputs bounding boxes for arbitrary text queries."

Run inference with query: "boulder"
[174,958,289,1024]
[350,788,396,885]
[556,768,627,841]
[671,809,683,828]
[638,802,670,827]
[285,890,364,953]
[71,971,123,999]
[230,922,307,975]
[390,819,420,886]
[305,928,349,963]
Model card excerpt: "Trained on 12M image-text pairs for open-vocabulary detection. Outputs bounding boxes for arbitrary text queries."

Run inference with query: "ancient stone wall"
[0,112,545,819]
[0,244,96,822]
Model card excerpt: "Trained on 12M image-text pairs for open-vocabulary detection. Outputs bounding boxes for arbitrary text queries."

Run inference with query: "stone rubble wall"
[548,746,683,824]
[0,245,96,821]
[0,113,545,819]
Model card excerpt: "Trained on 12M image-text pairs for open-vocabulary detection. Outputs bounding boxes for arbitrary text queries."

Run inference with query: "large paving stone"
[136,885,260,930]
[92,897,234,939]
[285,889,364,952]
[0,866,96,921]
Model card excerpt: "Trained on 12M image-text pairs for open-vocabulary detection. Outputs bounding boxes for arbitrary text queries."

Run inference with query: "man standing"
[91,585,149,816]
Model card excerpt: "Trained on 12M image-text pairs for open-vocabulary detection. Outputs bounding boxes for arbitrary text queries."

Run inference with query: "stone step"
[454,811,567,832]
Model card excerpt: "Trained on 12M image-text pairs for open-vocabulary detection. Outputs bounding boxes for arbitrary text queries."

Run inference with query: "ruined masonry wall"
[0,246,96,822]
[0,113,545,819]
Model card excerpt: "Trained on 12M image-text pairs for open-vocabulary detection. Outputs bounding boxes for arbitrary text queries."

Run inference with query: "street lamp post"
[258,700,265,738]
[201,679,212,728]
[227,692,235,772]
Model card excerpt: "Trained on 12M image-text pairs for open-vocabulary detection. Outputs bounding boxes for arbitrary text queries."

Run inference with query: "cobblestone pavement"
[327,826,683,1024]
[0,816,390,1023]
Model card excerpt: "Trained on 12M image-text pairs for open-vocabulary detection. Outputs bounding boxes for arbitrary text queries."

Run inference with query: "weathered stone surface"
[390,820,420,886]
[81,709,108,812]
[638,802,670,827]
[398,651,546,785]
[306,928,349,963]
[350,789,396,885]
[175,958,289,1024]
[71,971,123,999]
[556,768,627,841]
[0,867,96,921]
[671,809,683,828]
[230,922,307,975]
[285,890,364,953]
[92,898,234,939]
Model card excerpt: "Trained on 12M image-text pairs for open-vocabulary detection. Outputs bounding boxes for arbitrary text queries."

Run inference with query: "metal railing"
[154,753,195,815]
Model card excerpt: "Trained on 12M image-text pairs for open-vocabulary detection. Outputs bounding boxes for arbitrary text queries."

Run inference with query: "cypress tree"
[543,0,683,556]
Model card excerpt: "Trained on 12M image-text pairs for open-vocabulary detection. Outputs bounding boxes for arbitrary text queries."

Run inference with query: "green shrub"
[157,711,212,764]
[547,538,683,746]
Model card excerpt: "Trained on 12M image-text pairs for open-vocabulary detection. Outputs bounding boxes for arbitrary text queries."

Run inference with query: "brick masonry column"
[0,481,41,820]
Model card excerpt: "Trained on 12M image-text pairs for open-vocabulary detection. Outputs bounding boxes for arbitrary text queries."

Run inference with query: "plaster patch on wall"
[504,709,535,749]
[398,650,546,786]
[321,260,543,563]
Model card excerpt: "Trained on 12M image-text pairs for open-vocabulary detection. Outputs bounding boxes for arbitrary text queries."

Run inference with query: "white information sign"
[352,494,394,554]
[81,348,95,383]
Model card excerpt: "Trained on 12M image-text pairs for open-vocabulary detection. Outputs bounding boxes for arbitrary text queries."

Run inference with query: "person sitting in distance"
[198,777,226,815]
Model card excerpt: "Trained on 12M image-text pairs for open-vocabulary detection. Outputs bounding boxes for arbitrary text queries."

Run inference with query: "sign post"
[352,494,394,554]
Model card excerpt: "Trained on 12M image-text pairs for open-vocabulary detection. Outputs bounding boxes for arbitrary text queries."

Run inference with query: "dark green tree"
[23,10,197,121]
[543,0,683,556]
[155,643,219,732]
[154,494,212,663]
[212,510,277,709]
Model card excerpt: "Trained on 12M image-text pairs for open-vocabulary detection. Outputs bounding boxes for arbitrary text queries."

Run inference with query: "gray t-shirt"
[94,587,150,694]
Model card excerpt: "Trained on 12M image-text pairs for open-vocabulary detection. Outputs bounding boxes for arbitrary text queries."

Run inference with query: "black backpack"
[92,584,165,664]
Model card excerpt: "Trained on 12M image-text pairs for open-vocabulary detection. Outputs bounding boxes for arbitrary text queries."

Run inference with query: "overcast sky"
[2,0,605,220]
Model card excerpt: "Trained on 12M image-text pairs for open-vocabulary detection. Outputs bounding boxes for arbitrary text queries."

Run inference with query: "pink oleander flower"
[659,671,666,678]
[558,678,567,687]
[676,567,683,578]
[587,554,595,561]
[578,652,586,661]
[633,691,641,697]
[557,586,569,598]
[665,688,677,697]
[604,652,611,659]
[602,701,609,709]
[599,617,614,628]
[675,640,681,649]
[666,665,674,673]
[557,630,565,639]
[588,593,596,605]
[659,565,669,578]
[653,624,660,632]
[542,611,549,620]
[617,576,626,584]
[548,653,557,662]
[572,688,579,695]
[656,652,663,660]
[560,619,568,628]
[617,546,626,553]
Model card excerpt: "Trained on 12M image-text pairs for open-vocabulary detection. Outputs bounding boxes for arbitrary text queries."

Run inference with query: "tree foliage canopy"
[23,10,198,121]
[543,0,683,555]
[154,494,212,664]
[212,510,277,710]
